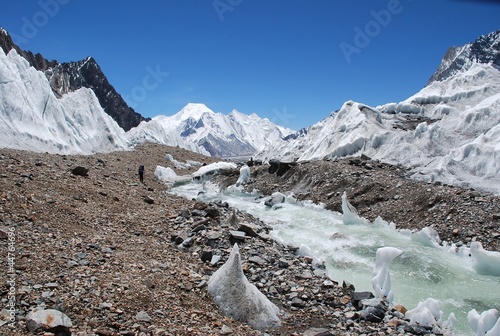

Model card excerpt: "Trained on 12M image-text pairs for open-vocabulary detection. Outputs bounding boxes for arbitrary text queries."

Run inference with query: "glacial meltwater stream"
[169,181,500,335]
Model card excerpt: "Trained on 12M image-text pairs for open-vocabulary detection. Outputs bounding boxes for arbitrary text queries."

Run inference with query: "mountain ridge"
[256,30,500,194]
[428,29,500,83]
[0,27,147,131]
[127,103,294,157]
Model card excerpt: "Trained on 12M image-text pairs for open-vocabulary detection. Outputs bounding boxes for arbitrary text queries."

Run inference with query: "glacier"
[0,48,129,154]
[255,63,500,194]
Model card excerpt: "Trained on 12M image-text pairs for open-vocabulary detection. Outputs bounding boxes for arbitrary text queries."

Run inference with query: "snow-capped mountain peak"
[173,103,214,121]
[127,103,294,157]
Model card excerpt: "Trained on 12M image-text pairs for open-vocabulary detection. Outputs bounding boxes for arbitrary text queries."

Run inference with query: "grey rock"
[298,270,313,279]
[210,255,221,265]
[26,308,72,335]
[291,297,306,308]
[220,324,233,334]
[229,230,246,243]
[238,222,262,237]
[352,291,374,309]
[303,327,333,336]
[205,207,220,218]
[191,209,204,217]
[278,258,292,268]
[248,255,266,266]
[135,311,152,322]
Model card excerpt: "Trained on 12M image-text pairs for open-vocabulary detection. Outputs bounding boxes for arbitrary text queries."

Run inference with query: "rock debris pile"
[1,143,499,335]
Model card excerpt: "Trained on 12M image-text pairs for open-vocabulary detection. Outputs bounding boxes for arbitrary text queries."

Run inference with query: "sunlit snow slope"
[0,48,129,154]
[256,32,500,195]
[126,103,293,157]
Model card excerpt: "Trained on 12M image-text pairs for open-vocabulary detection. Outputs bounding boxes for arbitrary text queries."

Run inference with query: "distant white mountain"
[255,33,500,194]
[0,45,292,157]
[0,48,128,154]
[126,103,294,157]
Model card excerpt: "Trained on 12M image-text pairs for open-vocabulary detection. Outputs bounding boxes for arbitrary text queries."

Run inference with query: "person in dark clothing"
[138,164,144,183]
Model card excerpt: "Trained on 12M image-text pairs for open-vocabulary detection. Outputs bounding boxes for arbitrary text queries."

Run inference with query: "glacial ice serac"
[207,243,280,330]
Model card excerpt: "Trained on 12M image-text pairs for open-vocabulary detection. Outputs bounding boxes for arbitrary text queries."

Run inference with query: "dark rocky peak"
[0,27,148,131]
[0,27,57,70]
[428,29,500,84]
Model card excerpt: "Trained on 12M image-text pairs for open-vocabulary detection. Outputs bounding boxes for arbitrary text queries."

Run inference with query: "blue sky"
[1,1,499,130]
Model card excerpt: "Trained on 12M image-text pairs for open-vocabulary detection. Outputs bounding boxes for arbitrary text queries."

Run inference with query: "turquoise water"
[170,182,500,335]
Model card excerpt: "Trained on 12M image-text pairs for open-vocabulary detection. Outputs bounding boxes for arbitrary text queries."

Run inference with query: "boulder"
[268,160,295,177]
[26,308,72,335]
[303,327,334,336]
[352,291,375,310]
[238,222,262,237]
[71,166,88,176]
[229,230,246,244]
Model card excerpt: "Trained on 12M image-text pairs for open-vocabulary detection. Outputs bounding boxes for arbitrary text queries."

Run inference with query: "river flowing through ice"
[169,181,500,335]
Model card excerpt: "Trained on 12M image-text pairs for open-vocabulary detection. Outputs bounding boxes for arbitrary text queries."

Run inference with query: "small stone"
[100,302,113,309]
[291,297,306,308]
[0,228,8,240]
[303,328,333,336]
[229,230,246,243]
[238,222,261,237]
[135,311,151,322]
[205,207,220,218]
[143,279,155,289]
[248,255,266,266]
[210,255,221,265]
[278,258,292,268]
[200,250,213,262]
[298,270,313,279]
[393,304,407,315]
[220,324,233,335]
[71,166,88,176]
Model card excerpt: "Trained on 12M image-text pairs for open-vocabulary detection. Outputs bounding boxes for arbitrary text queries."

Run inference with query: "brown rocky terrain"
[1,143,499,336]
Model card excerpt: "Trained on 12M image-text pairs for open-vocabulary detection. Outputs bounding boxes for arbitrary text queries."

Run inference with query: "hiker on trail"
[138,164,144,183]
